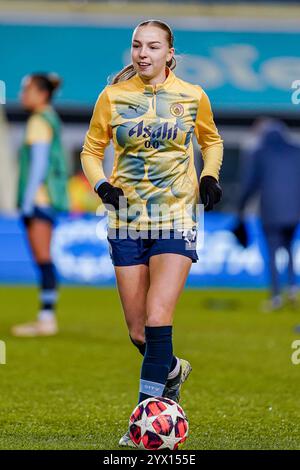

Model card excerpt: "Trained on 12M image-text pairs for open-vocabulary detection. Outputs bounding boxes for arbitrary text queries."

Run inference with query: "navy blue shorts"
[32,206,56,225]
[107,229,198,266]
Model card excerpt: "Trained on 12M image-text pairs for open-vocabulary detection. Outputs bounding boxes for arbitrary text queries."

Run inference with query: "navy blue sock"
[130,334,178,373]
[139,326,174,403]
[38,262,58,313]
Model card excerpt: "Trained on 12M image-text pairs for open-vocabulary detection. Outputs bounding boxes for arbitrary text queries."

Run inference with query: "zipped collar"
[131,67,176,93]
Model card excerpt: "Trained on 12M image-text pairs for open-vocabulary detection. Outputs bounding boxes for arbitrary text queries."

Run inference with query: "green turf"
[0,287,299,450]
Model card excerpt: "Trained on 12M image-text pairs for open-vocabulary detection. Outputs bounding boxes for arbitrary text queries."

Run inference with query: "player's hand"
[199,176,222,212]
[96,181,127,211]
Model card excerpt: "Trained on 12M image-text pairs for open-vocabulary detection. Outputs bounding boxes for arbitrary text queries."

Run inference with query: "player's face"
[20,77,47,111]
[131,26,174,82]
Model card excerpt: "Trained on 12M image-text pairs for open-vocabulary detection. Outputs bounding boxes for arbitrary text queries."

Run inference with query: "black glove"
[200,176,222,212]
[233,219,248,247]
[96,181,126,211]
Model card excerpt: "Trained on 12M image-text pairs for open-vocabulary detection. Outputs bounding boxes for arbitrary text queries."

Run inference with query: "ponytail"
[167,56,177,71]
[111,64,136,85]
[28,72,62,102]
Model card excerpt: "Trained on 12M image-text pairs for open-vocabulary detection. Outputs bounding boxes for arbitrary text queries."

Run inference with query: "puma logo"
[128,104,140,113]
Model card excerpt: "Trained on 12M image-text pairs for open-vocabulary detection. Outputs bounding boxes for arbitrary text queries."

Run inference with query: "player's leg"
[12,218,58,336]
[283,225,298,304]
[119,253,192,447]
[147,253,192,326]
[28,218,57,305]
[111,232,180,373]
[262,227,283,312]
[115,263,150,448]
[138,254,192,404]
[114,264,149,347]
[115,261,185,394]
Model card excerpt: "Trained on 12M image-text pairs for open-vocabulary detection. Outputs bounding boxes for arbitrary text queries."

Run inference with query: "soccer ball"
[129,396,189,450]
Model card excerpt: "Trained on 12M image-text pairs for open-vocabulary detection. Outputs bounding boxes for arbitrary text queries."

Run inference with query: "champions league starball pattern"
[129,397,189,450]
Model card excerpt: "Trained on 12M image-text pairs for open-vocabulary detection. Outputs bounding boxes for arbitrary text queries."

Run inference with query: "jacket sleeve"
[194,90,223,182]
[21,143,50,215]
[80,88,112,190]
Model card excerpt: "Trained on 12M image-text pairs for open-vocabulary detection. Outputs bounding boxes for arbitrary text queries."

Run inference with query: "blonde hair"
[111,20,176,85]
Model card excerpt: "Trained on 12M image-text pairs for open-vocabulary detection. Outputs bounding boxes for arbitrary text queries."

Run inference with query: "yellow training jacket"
[81,67,223,230]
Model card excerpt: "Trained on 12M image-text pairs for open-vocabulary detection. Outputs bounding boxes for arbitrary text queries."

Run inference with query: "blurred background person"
[12,73,69,337]
[0,105,17,213]
[237,119,300,312]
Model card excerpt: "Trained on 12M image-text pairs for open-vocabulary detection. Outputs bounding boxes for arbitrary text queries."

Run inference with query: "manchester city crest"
[170,102,184,117]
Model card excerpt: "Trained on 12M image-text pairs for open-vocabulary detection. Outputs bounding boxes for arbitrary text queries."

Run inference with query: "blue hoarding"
[1,23,300,111]
[1,214,299,287]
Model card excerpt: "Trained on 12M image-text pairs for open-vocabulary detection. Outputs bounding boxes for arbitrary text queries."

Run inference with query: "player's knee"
[147,304,172,326]
[129,330,145,345]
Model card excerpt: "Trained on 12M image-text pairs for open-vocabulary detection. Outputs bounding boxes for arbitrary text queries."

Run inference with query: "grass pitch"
[0,287,299,450]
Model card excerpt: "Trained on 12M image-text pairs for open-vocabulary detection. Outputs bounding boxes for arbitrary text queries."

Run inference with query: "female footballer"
[81,20,223,446]
[12,73,69,337]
